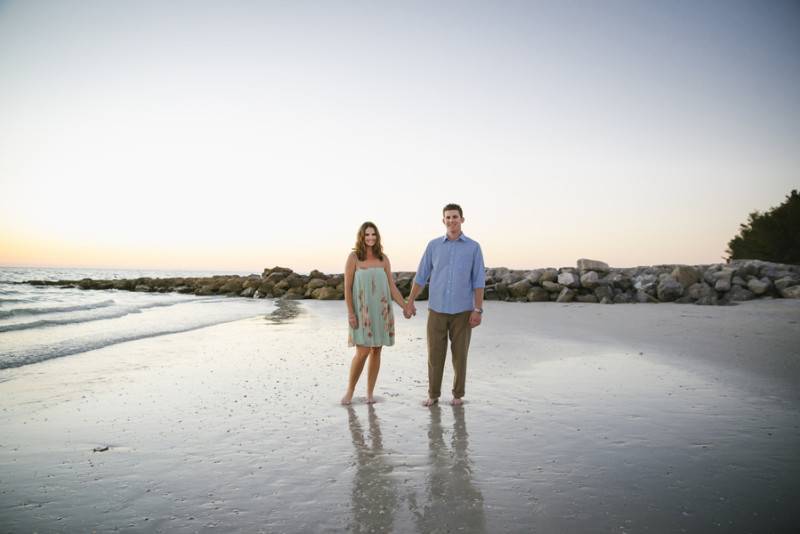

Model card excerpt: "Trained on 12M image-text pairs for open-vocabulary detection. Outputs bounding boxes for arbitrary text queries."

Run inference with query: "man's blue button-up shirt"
[414,233,485,314]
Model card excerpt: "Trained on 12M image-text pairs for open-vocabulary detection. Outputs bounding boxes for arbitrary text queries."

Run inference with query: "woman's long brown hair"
[353,221,384,261]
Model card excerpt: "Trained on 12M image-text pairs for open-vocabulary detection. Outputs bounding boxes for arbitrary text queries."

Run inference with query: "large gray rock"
[774,276,798,292]
[580,271,600,289]
[577,259,610,273]
[713,269,734,292]
[613,291,633,304]
[633,274,658,292]
[240,287,256,298]
[508,279,532,298]
[728,286,755,301]
[539,269,559,283]
[671,266,700,288]
[312,287,340,300]
[306,278,327,291]
[525,269,545,285]
[780,285,800,299]
[558,272,580,288]
[687,282,714,301]
[542,281,563,293]
[594,286,614,302]
[526,287,550,302]
[576,294,599,303]
[657,278,683,301]
[556,288,576,302]
[747,277,771,295]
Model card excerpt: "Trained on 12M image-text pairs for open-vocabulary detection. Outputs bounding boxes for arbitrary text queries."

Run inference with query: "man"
[406,203,485,406]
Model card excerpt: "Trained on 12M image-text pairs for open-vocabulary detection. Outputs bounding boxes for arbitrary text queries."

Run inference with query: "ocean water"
[0,266,275,369]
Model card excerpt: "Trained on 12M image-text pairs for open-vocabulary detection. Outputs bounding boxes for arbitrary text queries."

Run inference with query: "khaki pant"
[427,309,472,400]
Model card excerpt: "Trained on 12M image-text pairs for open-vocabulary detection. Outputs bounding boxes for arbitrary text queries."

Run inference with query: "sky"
[1,0,798,274]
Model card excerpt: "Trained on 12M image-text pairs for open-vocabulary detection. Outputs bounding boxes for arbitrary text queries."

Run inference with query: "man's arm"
[469,288,484,328]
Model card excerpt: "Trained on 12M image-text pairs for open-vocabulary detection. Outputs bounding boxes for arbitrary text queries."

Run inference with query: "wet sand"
[1,299,799,532]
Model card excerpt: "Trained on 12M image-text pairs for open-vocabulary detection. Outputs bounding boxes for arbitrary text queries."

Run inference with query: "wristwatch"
[473,308,483,314]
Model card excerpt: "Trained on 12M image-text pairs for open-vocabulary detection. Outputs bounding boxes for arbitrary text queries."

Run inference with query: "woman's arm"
[344,252,357,328]
[383,256,407,309]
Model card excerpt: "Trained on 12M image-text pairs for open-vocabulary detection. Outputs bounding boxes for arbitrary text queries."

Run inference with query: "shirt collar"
[441,232,466,243]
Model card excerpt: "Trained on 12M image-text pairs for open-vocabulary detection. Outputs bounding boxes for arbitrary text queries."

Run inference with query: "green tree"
[726,190,800,263]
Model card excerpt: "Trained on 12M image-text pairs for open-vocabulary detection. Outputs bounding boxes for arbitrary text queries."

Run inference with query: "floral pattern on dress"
[348,267,395,347]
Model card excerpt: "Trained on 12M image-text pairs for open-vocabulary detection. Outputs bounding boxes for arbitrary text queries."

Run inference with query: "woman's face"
[364,227,377,248]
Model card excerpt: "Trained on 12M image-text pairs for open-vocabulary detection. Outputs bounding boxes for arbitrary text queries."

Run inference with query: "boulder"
[746,277,771,295]
[524,269,545,285]
[577,259,610,273]
[283,287,306,299]
[687,282,714,301]
[312,287,340,300]
[657,278,683,302]
[728,286,754,301]
[671,266,700,288]
[539,269,559,283]
[556,288,576,303]
[575,294,599,303]
[526,287,550,302]
[774,276,798,292]
[557,272,580,288]
[306,278,327,291]
[633,274,658,292]
[541,281,563,293]
[594,286,614,302]
[508,279,532,299]
[580,271,600,289]
[780,285,800,299]
[263,266,293,277]
[309,270,327,279]
[240,287,256,298]
[135,284,152,292]
[613,291,633,304]
[219,279,244,294]
[636,290,659,303]
[713,268,734,292]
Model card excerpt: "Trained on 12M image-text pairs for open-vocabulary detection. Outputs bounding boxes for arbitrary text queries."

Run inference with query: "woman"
[341,222,408,405]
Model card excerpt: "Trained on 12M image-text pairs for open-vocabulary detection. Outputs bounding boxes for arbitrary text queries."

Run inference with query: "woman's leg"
[366,347,382,403]
[342,346,371,405]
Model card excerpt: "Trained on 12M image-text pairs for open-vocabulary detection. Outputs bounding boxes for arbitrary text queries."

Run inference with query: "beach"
[1,298,799,533]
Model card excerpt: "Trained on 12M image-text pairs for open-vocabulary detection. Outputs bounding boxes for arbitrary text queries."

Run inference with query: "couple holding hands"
[341,203,485,407]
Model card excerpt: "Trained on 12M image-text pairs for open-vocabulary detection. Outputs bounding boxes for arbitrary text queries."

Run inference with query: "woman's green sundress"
[348,267,395,347]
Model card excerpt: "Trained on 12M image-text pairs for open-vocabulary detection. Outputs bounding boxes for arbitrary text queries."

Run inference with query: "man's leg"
[426,309,448,405]
[449,310,472,403]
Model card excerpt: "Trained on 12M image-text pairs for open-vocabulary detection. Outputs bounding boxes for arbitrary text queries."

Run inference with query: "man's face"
[442,209,464,235]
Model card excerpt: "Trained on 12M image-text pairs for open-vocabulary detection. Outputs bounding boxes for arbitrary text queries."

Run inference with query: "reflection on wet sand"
[347,405,398,533]
[411,405,486,533]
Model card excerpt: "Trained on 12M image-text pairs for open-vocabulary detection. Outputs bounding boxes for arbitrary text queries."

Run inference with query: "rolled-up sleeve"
[471,244,485,289]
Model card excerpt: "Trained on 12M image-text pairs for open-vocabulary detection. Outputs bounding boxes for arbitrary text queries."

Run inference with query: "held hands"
[403,301,416,319]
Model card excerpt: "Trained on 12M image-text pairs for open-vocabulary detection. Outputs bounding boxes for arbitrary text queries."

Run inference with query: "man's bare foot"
[341,393,353,405]
[366,395,376,404]
[423,398,438,407]
[451,398,464,406]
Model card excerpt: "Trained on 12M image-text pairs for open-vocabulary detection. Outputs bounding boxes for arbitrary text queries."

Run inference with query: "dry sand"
[1,298,799,533]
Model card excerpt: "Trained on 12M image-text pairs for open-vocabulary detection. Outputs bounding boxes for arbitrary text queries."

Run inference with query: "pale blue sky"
[1,0,798,272]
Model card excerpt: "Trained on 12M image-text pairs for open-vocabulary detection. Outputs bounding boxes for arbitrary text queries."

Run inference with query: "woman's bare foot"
[366,395,376,404]
[451,398,464,406]
[423,398,438,407]
[341,392,353,405]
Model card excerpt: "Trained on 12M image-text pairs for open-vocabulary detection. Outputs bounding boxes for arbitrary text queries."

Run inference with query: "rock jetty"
[25,259,800,305]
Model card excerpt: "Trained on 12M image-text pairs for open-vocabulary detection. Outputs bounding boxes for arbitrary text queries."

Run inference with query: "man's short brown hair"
[443,203,463,217]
